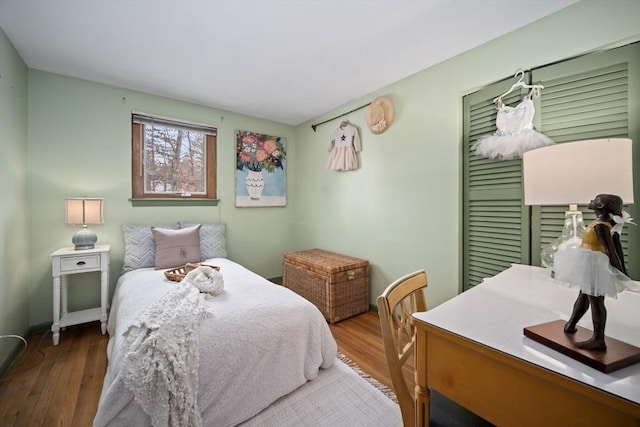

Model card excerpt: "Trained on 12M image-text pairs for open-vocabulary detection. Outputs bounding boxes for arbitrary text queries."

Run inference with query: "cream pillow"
[152,225,202,269]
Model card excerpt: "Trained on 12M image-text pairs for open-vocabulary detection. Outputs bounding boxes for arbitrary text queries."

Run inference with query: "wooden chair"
[377,270,428,427]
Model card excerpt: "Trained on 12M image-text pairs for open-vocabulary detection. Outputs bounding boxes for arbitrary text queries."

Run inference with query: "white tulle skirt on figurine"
[554,246,640,298]
[473,129,554,161]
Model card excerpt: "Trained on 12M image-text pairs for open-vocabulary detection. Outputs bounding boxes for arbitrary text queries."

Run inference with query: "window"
[132,113,217,199]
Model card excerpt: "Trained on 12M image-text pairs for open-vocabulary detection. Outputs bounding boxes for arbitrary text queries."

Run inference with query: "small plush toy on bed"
[183,265,224,296]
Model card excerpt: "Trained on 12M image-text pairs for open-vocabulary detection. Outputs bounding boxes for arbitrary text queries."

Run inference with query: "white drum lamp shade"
[65,198,104,250]
[523,138,634,206]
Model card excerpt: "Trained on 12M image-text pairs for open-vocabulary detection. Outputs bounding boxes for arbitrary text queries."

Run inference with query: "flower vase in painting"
[245,170,264,199]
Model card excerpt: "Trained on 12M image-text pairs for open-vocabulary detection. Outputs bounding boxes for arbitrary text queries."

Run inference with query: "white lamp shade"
[65,198,104,225]
[523,138,634,206]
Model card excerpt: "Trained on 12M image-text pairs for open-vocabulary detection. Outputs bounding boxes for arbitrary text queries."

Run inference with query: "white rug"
[336,352,398,404]
[240,353,402,426]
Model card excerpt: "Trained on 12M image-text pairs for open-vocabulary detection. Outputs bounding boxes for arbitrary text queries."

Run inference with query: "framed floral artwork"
[235,129,287,207]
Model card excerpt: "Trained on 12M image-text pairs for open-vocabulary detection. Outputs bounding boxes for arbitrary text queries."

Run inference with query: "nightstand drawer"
[59,254,101,272]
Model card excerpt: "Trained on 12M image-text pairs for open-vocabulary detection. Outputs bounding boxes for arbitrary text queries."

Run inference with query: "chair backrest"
[377,269,428,427]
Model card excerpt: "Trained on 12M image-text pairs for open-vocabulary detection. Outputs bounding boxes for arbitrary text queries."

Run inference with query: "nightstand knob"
[77,261,86,266]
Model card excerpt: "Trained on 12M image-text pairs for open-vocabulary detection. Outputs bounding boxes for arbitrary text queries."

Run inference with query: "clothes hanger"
[492,69,545,103]
[340,120,349,128]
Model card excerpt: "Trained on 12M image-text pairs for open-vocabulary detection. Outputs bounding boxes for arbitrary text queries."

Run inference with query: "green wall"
[292,0,640,309]
[0,27,29,372]
[26,72,297,327]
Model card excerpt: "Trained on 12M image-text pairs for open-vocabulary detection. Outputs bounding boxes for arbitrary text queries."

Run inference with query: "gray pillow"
[152,225,202,269]
[179,222,227,260]
[122,223,179,273]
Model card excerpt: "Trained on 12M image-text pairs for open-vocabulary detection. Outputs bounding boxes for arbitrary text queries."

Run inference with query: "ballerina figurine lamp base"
[525,195,640,373]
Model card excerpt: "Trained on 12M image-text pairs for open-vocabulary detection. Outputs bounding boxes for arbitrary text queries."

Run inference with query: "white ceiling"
[0,0,576,125]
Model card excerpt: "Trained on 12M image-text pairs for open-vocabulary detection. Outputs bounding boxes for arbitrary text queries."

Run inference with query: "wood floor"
[0,311,413,426]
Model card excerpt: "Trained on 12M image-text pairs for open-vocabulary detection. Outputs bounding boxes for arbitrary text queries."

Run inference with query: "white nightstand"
[51,245,110,345]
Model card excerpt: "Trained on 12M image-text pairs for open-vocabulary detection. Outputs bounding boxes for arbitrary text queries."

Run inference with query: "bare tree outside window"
[132,114,217,200]
[143,126,205,195]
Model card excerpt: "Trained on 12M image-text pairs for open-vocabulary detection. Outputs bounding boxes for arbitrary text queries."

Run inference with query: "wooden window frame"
[131,120,217,200]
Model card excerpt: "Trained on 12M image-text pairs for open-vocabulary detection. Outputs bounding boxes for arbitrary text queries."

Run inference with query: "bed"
[93,223,401,426]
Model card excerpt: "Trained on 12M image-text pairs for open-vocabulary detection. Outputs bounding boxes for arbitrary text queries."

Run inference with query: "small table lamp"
[65,198,104,250]
[523,138,634,271]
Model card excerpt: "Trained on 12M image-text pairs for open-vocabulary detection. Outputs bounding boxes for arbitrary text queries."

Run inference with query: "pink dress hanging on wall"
[328,123,361,171]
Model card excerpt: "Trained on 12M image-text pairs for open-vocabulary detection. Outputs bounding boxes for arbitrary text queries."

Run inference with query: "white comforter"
[94,258,337,427]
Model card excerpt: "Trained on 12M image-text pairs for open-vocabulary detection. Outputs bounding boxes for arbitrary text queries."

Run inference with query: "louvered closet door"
[532,42,640,279]
[462,80,531,290]
[462,42,640,291]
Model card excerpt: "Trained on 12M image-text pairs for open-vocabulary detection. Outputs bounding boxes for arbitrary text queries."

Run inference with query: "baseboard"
[268,276,283,285]
[28,322,52,336]
[1,323,51,378]
[0,336,27,378]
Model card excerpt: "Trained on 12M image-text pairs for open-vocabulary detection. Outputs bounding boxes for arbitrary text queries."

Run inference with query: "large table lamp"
[523,138,634,271]
[65,197,104,250]
[523,138,638,372]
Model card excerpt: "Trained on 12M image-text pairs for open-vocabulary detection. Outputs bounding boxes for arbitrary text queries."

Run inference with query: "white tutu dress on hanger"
[473,96,554,160]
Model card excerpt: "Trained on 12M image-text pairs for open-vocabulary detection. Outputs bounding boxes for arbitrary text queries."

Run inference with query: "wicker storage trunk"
[282,249,369,323]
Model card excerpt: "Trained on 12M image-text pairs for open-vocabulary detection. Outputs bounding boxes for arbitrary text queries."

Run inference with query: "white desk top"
[413,264,640,405]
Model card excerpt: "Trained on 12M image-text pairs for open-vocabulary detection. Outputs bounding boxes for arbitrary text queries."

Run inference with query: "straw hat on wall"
[364,96,395,134]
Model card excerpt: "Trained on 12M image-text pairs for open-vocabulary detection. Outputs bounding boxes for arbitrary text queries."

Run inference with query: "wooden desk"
[412,264,640,426]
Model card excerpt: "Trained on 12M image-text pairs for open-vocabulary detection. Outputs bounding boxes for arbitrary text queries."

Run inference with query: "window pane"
[143,124,206,195]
